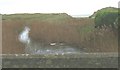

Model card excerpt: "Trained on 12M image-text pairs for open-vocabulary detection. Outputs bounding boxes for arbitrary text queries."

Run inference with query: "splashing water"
[18,26,30,44]
[18,26,82,54]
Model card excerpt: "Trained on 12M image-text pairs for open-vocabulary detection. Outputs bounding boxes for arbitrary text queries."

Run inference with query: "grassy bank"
[2,13,118,54]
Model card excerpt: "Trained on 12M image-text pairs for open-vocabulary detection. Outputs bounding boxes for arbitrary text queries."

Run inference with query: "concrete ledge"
[2,52,118,58]
[2,53,118,68]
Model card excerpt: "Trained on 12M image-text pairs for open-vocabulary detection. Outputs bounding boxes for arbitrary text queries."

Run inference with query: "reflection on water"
[19,26,82,55]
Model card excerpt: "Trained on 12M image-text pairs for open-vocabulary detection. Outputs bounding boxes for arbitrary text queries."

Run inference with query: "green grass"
[90,7,119,18]
[77,23,94,33]
[3,13,72,21]
[2,13,74,26]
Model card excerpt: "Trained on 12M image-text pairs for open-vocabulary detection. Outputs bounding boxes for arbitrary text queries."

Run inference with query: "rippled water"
[26,42,83,55]
[33,47,80,55]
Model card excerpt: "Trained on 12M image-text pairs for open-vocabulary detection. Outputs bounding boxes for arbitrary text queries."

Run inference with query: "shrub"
[95,12,118,28]
[94,7,118,29]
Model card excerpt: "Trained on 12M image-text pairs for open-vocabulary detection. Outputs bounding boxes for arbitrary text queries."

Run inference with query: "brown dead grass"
[2,15,118,54]
[2,19,25,54]
[81,27,118,52]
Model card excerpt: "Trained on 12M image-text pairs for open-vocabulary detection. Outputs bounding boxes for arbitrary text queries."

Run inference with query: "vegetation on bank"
[90,7,118,18]
[90,7,118,29]
[2,7,118,54]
